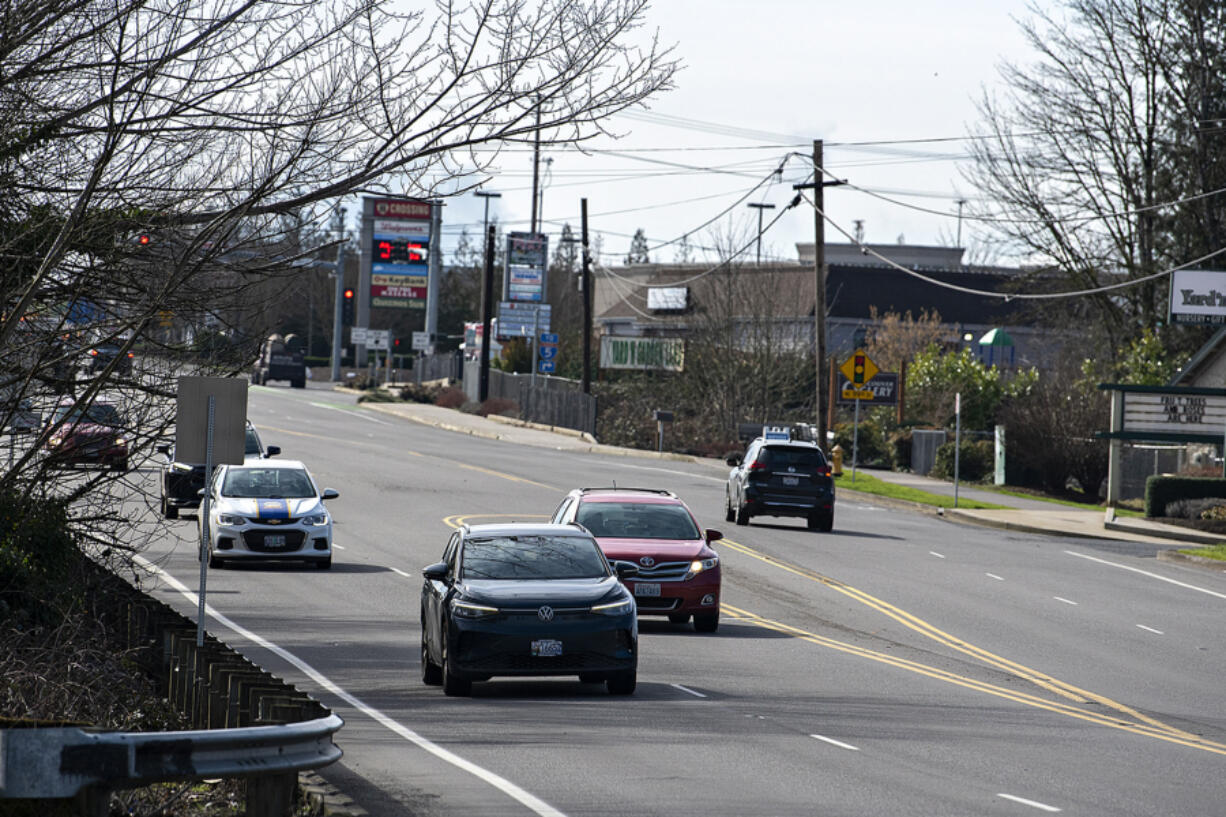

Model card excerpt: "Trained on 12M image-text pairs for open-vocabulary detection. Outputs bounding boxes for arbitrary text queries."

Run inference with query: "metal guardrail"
[0,560,346,816]
[0,713,342,798]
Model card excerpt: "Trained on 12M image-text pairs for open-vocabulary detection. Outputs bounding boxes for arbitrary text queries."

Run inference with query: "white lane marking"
[809,734,859,751]
[135,556,568,817]
[309,401,391,425]
[571,459,726,483]
[1136,624,1164,635]
[1064,550,1226,600]
[929,551,946,559]
[997,793,1061,812]
[669,683,706,698]
[333,544,346,550]
[390,567,412,579]
[986,573,1004,581]
[1053,597,1078,606]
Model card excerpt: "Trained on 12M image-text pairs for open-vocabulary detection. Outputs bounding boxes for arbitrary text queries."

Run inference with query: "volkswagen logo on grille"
[537,606,555,622]
[639,556,655,567]
[788,465,795,472]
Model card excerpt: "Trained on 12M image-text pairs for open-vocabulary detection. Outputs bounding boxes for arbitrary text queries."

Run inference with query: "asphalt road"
[132,383,1226,817]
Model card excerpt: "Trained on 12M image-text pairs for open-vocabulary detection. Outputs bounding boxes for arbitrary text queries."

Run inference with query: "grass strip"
[834,472,1009,510]
[1181,544,1226,561]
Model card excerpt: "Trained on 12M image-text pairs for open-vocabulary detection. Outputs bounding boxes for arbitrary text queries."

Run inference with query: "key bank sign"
[1170,269,1226,325]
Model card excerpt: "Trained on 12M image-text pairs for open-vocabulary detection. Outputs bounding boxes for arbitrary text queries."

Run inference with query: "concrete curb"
[485,412,598,443]
[1156,550,1226,571]
[938,508,1100,539]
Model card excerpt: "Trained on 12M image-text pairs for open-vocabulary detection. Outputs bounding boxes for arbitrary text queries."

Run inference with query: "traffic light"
[136,233,150,246]
[341,288,354,326]
[852,353,866,385]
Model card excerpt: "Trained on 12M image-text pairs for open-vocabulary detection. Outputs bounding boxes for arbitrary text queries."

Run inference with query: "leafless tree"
[0,0,676,557]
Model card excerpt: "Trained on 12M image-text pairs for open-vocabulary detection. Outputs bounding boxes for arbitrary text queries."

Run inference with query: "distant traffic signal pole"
[329,208,347,382]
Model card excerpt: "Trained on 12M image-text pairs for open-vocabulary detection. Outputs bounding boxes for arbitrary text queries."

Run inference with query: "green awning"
[978,327,1014,346]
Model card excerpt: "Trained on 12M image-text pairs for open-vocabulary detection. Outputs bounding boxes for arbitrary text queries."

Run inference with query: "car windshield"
[244,427,262,455]
[759,446,826,470]
[54,404,121,426]
[461,536,610,580]
[576,501,701,540]
[220,467,315,498]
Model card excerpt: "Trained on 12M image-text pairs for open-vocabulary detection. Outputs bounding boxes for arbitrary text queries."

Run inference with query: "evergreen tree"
[625,228,650,264]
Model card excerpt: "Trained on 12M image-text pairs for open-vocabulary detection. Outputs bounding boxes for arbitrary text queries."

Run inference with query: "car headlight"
[114,437,127,446]
[304,513,329,526]
[591,597,635,616]
[685,556,719,580]
[170,461,194,473]
[48,435,63,447]
[451,599,499,619]
[216,513,245,526]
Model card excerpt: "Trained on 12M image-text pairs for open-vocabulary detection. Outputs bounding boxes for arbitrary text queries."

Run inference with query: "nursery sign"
[1098,384,1226,443]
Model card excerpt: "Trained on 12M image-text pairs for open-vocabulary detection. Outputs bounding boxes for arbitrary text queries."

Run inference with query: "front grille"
[634,597,681,611]
[242,529,305,552]
[633,560,691,581]
[502,607,590,618]
[245,516,299,525]
[464,652,617,671]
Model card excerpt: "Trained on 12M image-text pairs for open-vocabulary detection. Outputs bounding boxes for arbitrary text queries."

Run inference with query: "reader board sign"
[1123,392,1226,435]
[600,336,684,372]
[1169,268,1226,325]
[368,198,432,309]
[498,302,551,337]
[836,373,899,405]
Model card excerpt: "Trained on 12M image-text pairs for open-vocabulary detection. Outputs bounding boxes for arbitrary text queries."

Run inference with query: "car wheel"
[734,497,750,526]
[421,621,442,686]
[441,634,471,697]
[292,379,305,389]
[668,613,691,624]
[162,495,179,520]
[606,670,636,695]
[314,556,332,570]
[694,610,720,633]
[724,492,735,523]
[812,511,834,533]
[208,552,225,569]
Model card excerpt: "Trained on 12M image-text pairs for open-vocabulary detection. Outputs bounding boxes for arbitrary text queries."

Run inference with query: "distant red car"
[551,488,722,632]
[45,401,129,471]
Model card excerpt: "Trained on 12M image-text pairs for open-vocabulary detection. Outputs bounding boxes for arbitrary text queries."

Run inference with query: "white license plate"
[264,534,287,547]
[782,476,799,486]
[634,582,661,597]
[532,639,563,657]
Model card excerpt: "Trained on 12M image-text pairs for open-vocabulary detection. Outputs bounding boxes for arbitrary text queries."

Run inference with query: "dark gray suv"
[725,438,835,531]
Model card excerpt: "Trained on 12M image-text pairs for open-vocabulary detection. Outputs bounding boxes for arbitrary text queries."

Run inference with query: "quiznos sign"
[1169,269,1226,325]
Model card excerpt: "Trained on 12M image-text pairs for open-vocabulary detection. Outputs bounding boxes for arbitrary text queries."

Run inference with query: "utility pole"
[581,198,592,394]
[793,140,845,451]
[329,207,347,383]
[479,224,495,402]
[747,202,776,265]
[530,99,542,234]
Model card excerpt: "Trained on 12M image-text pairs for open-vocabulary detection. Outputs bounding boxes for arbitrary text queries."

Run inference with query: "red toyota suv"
[551,488,722,632]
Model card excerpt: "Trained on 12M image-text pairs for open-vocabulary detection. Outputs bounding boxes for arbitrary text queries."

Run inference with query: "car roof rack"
[578,486,677,497]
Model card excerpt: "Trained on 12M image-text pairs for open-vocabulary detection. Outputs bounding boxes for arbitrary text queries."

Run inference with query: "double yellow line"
[718,537,1226,756]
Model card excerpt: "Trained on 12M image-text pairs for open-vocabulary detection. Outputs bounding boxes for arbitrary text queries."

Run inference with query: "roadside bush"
[398,382,441,403]
[930,439,994,482]
[0,490,78,623]
[477,397,518,417]
[890,428,913,471]
[435,386,467,409]
[831,418,892,468]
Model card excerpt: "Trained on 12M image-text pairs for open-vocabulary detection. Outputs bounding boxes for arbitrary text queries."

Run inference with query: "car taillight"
[126,352,134,359]
[818,465,831,476]
[748,460,768,471]
[88,349,98,356]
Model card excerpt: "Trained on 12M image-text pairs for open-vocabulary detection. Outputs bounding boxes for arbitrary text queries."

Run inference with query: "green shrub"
[1144,476,1226,518]
[832,419,891,468]
[931,439,994,482]
[0,490,78,622]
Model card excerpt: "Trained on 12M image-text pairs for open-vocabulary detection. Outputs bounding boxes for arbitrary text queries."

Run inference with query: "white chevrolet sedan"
[198,459,339,570]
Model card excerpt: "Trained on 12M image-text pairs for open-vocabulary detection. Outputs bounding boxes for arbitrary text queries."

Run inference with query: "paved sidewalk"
[348,391,1226,558]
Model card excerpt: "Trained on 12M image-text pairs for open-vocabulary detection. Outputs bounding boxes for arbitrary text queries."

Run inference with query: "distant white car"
[198,459,338,570]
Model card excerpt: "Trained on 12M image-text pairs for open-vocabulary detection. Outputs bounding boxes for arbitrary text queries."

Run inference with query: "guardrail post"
[75,785,109,817]
[246,770,296,817]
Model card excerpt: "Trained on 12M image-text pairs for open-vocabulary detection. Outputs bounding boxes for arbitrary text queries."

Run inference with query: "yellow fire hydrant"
[830,444,844,476]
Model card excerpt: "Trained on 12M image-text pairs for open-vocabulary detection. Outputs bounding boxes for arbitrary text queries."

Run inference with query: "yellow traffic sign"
[839,348,879,386]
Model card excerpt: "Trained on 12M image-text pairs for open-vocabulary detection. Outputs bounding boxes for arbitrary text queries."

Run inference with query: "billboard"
[368,199,432,309]
[504,232,548,302]
[1169,268,1226,325]
[600,336,684,371]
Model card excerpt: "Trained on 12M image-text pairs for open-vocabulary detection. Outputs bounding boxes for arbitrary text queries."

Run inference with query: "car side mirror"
[156,444,171,455]
[321,488,339,500]
[725,454,742,466]
[196,488,206,498]
[265,445,280,457]
[705,529,723,543]
[612,561,639,580]
[422,562,449,581]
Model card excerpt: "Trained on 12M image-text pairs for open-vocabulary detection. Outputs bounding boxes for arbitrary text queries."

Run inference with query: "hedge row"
[1144,475,1226,517]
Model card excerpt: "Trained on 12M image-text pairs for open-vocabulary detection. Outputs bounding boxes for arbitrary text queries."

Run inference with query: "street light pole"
[747,202,776,266]
[474,190,501,364]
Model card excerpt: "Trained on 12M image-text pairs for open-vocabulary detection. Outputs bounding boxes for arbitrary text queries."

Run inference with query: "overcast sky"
[388,0,1046,268]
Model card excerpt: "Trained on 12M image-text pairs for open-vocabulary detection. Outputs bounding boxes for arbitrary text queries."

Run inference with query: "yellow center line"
[720,603,1226,757]
[718,536,1206,745]
[444,514,550,530]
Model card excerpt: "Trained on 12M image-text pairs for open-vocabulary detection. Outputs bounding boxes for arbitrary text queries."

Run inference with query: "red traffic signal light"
[135,233,150,245]
[343,288,354,300]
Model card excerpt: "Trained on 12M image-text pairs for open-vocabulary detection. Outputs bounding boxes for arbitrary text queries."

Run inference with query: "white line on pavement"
[333,544,345,550]
[670,683,707,698]
[986,573,1004,581]
[997,793,1061,812]
[1063,550,1226,600]
[1053,597,1078,606]
[810,734,859,751]
[135,555,568,817]
[309,401,391,425]
[929,551,946,559]
[390,567,412,579]
[1136,624,1164,635]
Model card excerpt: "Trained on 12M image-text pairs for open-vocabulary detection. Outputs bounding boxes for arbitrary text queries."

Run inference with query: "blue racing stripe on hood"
[256,499,290,519]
